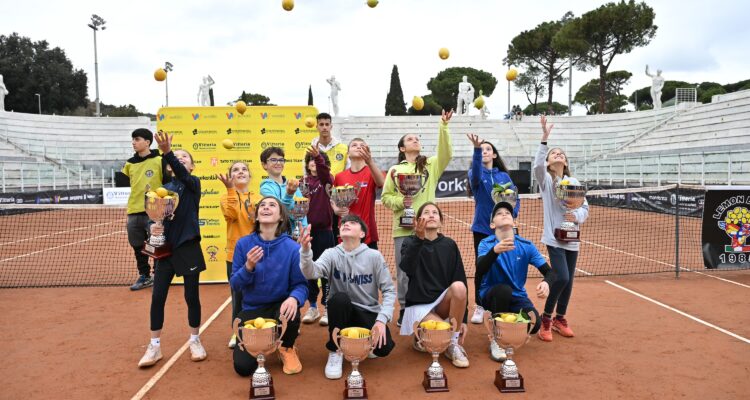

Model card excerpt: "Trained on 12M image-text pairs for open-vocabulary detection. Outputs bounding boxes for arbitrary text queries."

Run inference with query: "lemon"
[261,321,277,329]
[146,191,157,198]
[434,321,451,330]
[305,117,315,128]
[222,138,234,150]
[503,314,517,323]
[474,96,485,110]
[154,68,167,82]
[155,187,169,198]
[438,48,450,60]
[412,96,424,111]
[506,69,518,81]
[253,317,266,329]
[282,0,294,11]
[235,101,247,115]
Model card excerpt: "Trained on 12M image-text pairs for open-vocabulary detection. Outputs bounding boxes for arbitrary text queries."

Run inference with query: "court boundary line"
[604,280,750,345]
[0,230,126,264]
[130,296,232,400]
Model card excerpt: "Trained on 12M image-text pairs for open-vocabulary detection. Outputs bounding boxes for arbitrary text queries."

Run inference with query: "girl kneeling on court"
[399,202,470,368]
[476,201,554,361]
[533,116,589,342]
[219,162,261,349]
[138,131,207,368]
[230,196,308,376]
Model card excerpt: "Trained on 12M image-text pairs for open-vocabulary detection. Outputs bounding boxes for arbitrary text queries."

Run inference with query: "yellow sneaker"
[278,346,302,375]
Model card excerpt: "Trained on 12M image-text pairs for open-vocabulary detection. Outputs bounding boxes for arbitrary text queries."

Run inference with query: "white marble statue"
[479,100,490,120]
[456,75,475,115]
[645,65,665,110]
[0,74,8,112]
[326,75,341,116]
[197,75,215,106]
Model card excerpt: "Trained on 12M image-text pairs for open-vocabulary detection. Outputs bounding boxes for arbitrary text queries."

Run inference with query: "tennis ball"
[261,321,277,329]
[155,187,168,198]
[438,48,450,60]
[235,100,247,115]
[506,69,518,81]
[412,96,424,111]
[282,0,294,11]
[253,317,266,329]
[154,68,167,82]
[304,117,315,128]
[367,0,379,7]
[474,96,485,109]
[222,138,234,150]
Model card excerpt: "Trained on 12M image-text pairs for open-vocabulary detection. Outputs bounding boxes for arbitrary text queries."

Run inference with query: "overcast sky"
[2,0,748,116]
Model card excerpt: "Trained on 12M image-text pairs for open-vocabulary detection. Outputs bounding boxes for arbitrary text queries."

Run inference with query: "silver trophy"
[553,178,587,242]
[413,318,456,392]
[391,170,428,228]
[232,317,289,400]
[290,197,309,240]
[332,327,375,399]
[484,311,533,393]
[142,189,179,259]
[299,175,312,198]
[329,184,361,209]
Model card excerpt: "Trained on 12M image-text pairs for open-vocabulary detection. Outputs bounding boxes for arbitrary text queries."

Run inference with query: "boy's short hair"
[260,147,285,164]
[340,214,367,236]
[316,112,332,122]
[131,128,153,145]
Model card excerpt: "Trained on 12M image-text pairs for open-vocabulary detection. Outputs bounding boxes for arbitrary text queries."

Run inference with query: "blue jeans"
[543,245,579,316]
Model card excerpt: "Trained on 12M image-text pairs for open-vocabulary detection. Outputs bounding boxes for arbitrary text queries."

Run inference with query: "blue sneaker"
[130,274,153,291]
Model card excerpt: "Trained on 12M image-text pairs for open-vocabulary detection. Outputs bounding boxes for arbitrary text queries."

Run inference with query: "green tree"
[555,1,657,113]
[575,70,632,114]
[385,65,406,116]
[427,67,497,112]
[236,91,275,106]
[506,12,576,112]
[514,65,547,115]
[699,86,727,103]
[523,101,569,115]
[0,33,88,114]
[307,85,313,106]
[407,94,442,116]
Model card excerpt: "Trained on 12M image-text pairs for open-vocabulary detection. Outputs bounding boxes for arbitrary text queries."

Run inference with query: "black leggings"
[473,231,487,305]
[150,261,201,331]
[227,261,242,326]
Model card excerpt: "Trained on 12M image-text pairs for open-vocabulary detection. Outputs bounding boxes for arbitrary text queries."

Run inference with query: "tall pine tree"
[385,65,406,116]
[308,85,314,105]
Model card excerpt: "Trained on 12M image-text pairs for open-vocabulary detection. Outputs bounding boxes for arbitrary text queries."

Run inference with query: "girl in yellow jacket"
[219,161,261,348]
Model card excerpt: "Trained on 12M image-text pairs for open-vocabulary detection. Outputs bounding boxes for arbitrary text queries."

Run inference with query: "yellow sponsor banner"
[156,105,319,283]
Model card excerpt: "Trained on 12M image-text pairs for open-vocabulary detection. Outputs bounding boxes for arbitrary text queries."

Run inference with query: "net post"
[675,183,680,278]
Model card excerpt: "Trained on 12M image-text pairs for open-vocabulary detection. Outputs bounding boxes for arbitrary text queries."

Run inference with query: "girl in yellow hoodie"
[219,161,261,348]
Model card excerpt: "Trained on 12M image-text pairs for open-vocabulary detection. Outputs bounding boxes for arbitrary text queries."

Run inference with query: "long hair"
[481,141,508,173]
[546,147,572,178]
[304,151,331,175]
[252,196,290,237]
[397,134,427,175]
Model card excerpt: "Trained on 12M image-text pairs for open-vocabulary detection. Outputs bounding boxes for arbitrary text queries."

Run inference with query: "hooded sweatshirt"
[231,232,308,311]
[300,243,395,324]
[220,188,261,261]
[304,153,334,231]
[259,177,308,227]
[468,147,520,236]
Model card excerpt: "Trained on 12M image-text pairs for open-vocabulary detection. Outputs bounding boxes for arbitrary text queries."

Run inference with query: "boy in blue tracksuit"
[466,135,520,323]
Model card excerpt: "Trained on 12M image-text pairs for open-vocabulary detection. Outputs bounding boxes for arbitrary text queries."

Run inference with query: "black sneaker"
[130,275,153,291]
[397,309,404,327]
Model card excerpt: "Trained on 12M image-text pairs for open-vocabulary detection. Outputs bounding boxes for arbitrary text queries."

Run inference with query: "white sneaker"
[444,343,469,368]
[138,343,162,368]
[470,305,485,324]
[489,340,507,362]
[189,338,207,362]
[302,307,321,324]
[325,351,344,379]
[319,308,329,326]
[228,334,237,349]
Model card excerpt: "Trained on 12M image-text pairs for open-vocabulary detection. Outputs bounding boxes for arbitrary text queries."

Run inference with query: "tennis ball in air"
[282,0,294,11]
[154,68,167,82]
[367,0,379,7]
[222,139,234,150]
[235,101,247,115]
[506,69,518,81]
[305,117,315,128]
[155,187,169,198]
[474,96,485,110]
[412,96,424,111]
[438,48,450,60]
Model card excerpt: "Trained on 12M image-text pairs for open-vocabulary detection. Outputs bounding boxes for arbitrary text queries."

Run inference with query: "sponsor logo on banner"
[712,197,750,253]
[158,114,165,121]
[205,245,220,262]
[192,128,218,136]
[192,113,200,120]
[200,204,220,210]
[192,142,217,152]
[226,128,232,135]
[199,218,222,227]
[260,112,268,119]
[261,141,284,149]
[202,234,222,239]
[295,141,311,149]
[702,189,750,269]
[103,187,131,205]
[260,127,285,135]
[220,159,253,164]
[211,158,218,166]
[226,112,234,120]
[172,143,183,150]
[271,113,285,119]
[167,114,183,120]
[196,174,218,181]
[233,142,252,150]
[294,112,302,119]
[201,188,220,197]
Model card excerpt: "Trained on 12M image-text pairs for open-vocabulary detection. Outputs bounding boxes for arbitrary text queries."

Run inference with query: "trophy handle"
[449,317,458,332]
[232,318,245,352]
[390,170,400,192]
[413,322,423,346]
[276,314,289,348]
[484,311,497,341]
[332,327,342,352]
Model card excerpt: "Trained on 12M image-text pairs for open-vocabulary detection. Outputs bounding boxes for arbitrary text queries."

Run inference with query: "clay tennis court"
[1,198,749,398]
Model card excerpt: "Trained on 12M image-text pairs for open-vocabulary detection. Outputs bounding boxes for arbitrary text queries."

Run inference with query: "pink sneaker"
[537,315,553,342]
[552,316,575,337]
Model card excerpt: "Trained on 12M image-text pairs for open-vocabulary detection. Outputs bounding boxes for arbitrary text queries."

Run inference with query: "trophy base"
[399,216,414,228]
[494,370,525,393]
[343,382,368,399]
[249,380,275,400]
[554,228,580,243]
[141,241,172,260]
[422,371,449,393]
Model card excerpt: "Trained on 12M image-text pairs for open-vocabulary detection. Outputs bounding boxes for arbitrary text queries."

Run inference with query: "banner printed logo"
[158,114,165,121]
[260,112,269,119]
[226,112,234,120]
[192,113,200,120]
[294,112,302,119]
[717,205,750,252]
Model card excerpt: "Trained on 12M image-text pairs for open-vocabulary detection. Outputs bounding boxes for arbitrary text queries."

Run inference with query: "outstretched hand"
[541,115,553,142]
[155,130,173,154]
[217,173,233,189]
[441,109,454,124]
[297,224,312,251]
[306,145,320,158]
[466,133,482,148]
[414,217,427,240]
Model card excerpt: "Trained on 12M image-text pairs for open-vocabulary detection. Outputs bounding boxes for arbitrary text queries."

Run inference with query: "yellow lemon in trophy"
[434,321,451,330]
[155,187,169,198]
[503,314,517,323]
[421,320,438,330]
[347,328,361,339]
[438,47,450,60]
[282,0,294,11]
[146,191,157,198]
[340,328,351,336]
[261,321,277,329]
[222,138,234,150]
[235,100,247,115]
[154,68,167,82]
[560,180,570,185]
[494,316,503,322]
[305,117,315,128]
[412,96,425,111]
[253,317,266,328]
[163,195,173,200]
[506,68,518,81]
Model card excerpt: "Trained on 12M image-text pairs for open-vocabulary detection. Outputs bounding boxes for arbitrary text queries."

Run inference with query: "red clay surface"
[2,274,749,399]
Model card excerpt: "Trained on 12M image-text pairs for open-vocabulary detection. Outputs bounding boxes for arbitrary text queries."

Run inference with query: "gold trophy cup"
[553,179,587,242]
[413,318,457,393]
[232,317,289,400]
[290,197,309,240]
[332,327,376,399]
[142,190,179,259]
[329,184,361,209]
[484,312,532,393]
[391,170,428,228]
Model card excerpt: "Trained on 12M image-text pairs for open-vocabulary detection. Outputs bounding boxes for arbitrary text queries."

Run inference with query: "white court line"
[0,230,126,264]
[678,268,750,289]
[605,280,750,345]
[131,296,233,400]
[0,220,124,247]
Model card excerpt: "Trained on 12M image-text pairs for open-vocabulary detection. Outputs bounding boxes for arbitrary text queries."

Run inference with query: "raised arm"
[434,109,455,175]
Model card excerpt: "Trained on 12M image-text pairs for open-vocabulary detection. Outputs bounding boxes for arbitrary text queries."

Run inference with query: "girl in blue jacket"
[231,196,308,377]
[466,134,520,324]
